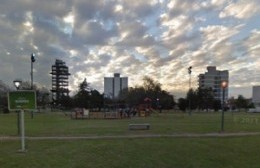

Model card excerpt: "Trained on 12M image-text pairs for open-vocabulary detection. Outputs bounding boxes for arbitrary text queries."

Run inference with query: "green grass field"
[0,111,259,137]
[0,111,259,168]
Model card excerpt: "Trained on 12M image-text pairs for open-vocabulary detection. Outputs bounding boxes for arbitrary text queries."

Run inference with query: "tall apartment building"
[198,66,229,102]
[104,73,128,99]
[252,86,260,108]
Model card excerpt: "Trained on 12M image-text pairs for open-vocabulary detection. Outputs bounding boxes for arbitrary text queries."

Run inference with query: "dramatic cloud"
[219,0,260,19]
[0,0,259,98]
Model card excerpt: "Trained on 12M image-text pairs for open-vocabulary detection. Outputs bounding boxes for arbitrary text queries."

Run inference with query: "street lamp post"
[31,53,36,119]
[31,53,36,90]
[221,80,228,132]
[13,80,27,152]
[188,66,192,116]
[156,98,161,113]
[13,80,22,136]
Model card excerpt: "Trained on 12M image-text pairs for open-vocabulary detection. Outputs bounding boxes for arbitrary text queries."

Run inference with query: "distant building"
[252,86,260,107]
[50,59,70,105]
[104,73,128,99]
[198,66,229,103]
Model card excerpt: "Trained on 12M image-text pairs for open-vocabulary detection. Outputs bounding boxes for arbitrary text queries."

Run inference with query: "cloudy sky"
[0,0,259,98]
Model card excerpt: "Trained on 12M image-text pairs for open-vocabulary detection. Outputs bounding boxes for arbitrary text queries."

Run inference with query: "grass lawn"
[0,136,259,168]
[0,111,259,168]
[0,111,259,137]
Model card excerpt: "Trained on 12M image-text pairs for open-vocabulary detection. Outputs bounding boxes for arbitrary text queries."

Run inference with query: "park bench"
[128,123,150,130]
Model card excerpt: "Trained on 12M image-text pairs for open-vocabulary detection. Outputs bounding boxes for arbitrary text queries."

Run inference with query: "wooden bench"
[128,123,150,130]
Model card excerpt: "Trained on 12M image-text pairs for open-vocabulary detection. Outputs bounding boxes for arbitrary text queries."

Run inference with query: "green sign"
[8,91,36,110]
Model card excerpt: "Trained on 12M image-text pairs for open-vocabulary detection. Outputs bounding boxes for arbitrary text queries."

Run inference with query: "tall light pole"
[31,53,36,119]
[221,80,228,132]
[13,80,22,136]
[188,66,192,116]
[31,53,36,90]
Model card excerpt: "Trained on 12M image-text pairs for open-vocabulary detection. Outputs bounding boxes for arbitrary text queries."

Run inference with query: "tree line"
[118,76,176,109]
[58,77,176,110]
[0,78,255,113]
[177,88,254,112]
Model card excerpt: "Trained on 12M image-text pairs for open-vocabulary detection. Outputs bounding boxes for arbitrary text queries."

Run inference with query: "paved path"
[1,132,260,141]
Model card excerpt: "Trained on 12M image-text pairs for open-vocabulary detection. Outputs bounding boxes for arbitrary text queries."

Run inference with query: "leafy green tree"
[0,80,10,113]
[73,79,104,110]
[118,87,146,106]
[247,102,255,109]
[159,90,176,109]
[184,87,223,112]
[213,99,222,111]
[19,81,33,90]
[143,76,162,93]
[36,87,51,109]
[196,87,215,111]
[178,98,188,111]
[89,89,104,110]
[228,97,236,110]
[235,95,248,111]
[186,89,198,110]
[74,78,91,108]
[59,95,74,109]
[118,77,175,109]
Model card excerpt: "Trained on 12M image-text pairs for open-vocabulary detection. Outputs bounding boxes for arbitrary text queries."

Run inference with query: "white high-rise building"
[104,73,128,99]
[198,66,229,102]
[252,86,260,108]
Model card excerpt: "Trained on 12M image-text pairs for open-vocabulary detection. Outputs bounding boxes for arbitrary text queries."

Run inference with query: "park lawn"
[0,136,259,168]
[0,112,260,137]
[0,112,259,168]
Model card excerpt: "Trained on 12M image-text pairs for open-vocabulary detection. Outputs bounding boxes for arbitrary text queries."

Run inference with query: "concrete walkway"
[1,132,260,141]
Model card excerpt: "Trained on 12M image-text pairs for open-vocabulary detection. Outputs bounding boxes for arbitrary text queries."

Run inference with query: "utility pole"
[31,53,36,90]
[221,81,228,132]
[188,66,192,116]
[31,53,36,119]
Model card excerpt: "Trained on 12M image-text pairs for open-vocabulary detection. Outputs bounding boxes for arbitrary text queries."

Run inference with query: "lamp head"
[221,81,228,88]
[13,80,22,90]
[31,53,36,62]
[188,66,192,74]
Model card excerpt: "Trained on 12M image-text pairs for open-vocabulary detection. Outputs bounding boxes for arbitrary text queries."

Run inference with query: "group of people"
[118,107,153,118]
[118,107,139,118]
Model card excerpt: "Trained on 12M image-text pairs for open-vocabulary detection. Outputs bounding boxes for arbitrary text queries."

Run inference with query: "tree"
[20,81,33,90]
[196,87,215,111]
[36,87,51,109]
[186,89,198,110]
[0,80,10,113]
[178,98,188,111]
[213,99,222,111]
[184,87,223,112]
[228,97,236,110]
[89,89,104,110]
[74,78,91,108]
[143,76,162,93]
[142,76,175,109]
[159,90,176,109]
[73,78,104,110]
[118,77,175,109]
[235,95,248,111]
[79,78,91,92]
[118,87,146,107]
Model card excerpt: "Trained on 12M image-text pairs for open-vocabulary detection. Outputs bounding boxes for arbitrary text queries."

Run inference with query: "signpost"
[8,90,36,152]
[8,91,36,110]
